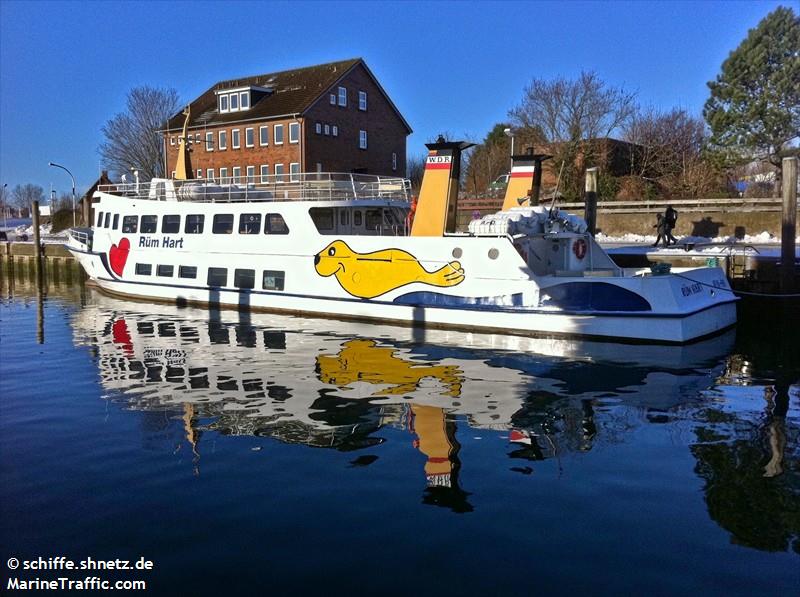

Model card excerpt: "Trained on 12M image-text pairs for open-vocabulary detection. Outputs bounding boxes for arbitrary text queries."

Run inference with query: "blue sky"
[0,0,785,196]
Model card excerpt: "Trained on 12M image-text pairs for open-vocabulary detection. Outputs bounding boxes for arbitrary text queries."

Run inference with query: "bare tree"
[99,86,181,180]
[406,153,427,195]
[10,184,45,217]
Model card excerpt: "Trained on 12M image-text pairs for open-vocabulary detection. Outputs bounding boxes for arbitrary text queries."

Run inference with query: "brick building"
[163,58,411,182]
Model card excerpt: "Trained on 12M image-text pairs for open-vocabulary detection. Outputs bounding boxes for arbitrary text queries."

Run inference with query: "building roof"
[165,58,411,133]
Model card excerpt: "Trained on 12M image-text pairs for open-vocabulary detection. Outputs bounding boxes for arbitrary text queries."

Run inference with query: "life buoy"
[572,238,587,260]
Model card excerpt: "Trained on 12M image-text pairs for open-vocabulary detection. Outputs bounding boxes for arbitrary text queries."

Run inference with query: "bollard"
[584,167,599,236]
[781,157,797,293]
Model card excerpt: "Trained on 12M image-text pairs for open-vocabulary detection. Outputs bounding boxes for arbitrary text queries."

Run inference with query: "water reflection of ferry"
[71,292,734,509]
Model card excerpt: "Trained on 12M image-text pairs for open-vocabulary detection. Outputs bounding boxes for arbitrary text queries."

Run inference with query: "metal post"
[780,157,797,293]
[585,167,599,236]
[31,200,43,285]
[48,162,76,227]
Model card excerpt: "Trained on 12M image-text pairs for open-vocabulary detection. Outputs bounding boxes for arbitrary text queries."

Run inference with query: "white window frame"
[338,86,347,107]
[359,130,367,150]
[219,167,228,183]
[359,91,367,111]
[197,169,204,178]
[324,124,330,136]
[194,133,201,143]
[207,168,215,181]
[315,122,321,134]
[392,152,397,171]
[240,91,250,110]
[316,162,323,173]
[274,124,284,145]
[232,128,241,149]
[329,93,336,105]
[289,162,300,182]
[219,95,229,113]
[289,122,300,144]
[260,164,269,183]
[232,166,241,184]
[206,132,213,151]
[259,125,268,146]
[219,130,227,150]
[245,127,254,148]
[274,163,284,182]
[170,136,175,146]
[229,93,239,111]
[332,125,338,137]
[246,165,255,184]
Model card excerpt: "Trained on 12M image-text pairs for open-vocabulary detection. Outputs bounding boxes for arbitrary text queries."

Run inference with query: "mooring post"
[31,200,43,282]
[781,157,797,293]
[584,167,599,236]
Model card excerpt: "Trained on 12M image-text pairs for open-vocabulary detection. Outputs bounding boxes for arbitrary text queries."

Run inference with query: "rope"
[672,272,800,298]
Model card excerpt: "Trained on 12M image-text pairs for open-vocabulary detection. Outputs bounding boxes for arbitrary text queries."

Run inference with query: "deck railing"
[97,173,411,203]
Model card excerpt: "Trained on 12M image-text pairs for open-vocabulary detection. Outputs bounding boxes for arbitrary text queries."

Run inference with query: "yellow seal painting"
[314,240,465,299]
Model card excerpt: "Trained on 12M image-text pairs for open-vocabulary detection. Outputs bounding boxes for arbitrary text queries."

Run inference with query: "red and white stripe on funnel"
[510,163,535,179]
[425,154,452,170]
[509,429,532,444]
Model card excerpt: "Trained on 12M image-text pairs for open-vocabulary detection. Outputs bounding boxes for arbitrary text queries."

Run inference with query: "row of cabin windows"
[328,87,368,111]
[134,263,285,291]
[96,212,289,235]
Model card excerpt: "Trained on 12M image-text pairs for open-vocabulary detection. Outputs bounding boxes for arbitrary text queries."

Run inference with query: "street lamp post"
[503,127,515,171]
[48,162,76,227]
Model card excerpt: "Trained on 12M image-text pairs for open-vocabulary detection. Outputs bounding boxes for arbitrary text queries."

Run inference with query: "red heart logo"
[109,238,130,276]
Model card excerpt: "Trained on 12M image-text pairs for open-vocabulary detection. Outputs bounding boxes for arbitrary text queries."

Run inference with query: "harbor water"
[1,264,798,595]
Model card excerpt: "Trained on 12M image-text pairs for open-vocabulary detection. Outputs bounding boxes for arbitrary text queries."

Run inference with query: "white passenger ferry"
[67,139,737,344]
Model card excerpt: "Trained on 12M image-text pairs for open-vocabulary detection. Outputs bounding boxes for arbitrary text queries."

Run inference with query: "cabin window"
[274,124,284,145]
[365,209,382,231]
[259,126,268,146]
[207,267,228,287]
[219,130,227,150]
[338,86,347,107]
[245,127,254,148]
[206,132,214,151]
[122,215,138,233]
[185,214,205,234]
[354,211,363,227]
[232,167,241,184]
[359,91,367,111]
[260,164,269,183]
[246,165,255,184]
[309,207,334,231]
[263,270,285,291]
[96,211,103,227]
[162,215,180,234]
[289,122,300,143]
[290,163,300,182]
[340,210,350,225]
[232,129,241,149]
[234,268,255,289]
[265,213,289,234]
[157,264,174,277]
[112,214,119,230]
[135,263,152,276]
[212,214,234,234]
[141,215,158,234]
[359,130,368,150]
[179,265,197,279]
[104,213,111,228]
[239,213,261,234]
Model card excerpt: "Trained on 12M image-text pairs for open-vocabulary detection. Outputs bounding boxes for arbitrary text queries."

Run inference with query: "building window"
[332,125,338,137]
[141,215,158,234]
[274,124,284,145]
[324,124,330,135]
[329,93,336,105]
[162,214,180,234]
[392,152,397,171]
[230,93,239,111]
[197,169,203,178]
[274,163,284,182]
[246,165,255,184]
[112,214,119,230]
[234,268,255,289]
[219,95,228,113]
[170,136,175,146]
[259,126,268,146]
[260,164,269,183]
[359,130,367,150]
[207,168,215,180]
[212,214,234,234]
[219,130,227,150]
[265,213,289,234]
[122,216,139,234]
[232,129,240,149]
[359,91,367,111]
[290,163,300,182]
[157,264,174,277]
[195,133,201,143]
[289,122,300,143]
[219,167,228,183]
[262,270,285,291]
[239,213,261,234]
[316,162,323,173]
[245,127,254,148]
[315,122,321,134]
[338,86,347,107]
[240,91,250,110]
[135,263,152,276]
[207,267,228,287]
[206,132,213,151]
[185,214,204,234]
[232,166,241,184]
[179,265,197,279]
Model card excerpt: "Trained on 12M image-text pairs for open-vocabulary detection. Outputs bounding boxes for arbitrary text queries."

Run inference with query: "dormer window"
[240,91,249,109]
[219,95,229,113]
[230,93,239,110]
[216,86,262,114]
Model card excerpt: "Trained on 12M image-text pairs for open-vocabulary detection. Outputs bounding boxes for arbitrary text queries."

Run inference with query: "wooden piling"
[31,201,43,284]
[781,157,797,293]
[584,167,599,236]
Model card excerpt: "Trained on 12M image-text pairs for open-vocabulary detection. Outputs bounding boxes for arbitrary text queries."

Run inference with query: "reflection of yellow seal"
[317,339,463,397]
[314,240,464,299]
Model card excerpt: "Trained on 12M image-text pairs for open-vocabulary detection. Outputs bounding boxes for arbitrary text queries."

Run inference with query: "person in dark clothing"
[652,213,667,247]
[664,205,678,245]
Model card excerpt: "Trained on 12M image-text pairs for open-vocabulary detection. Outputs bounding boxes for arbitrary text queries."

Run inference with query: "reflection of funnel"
[316,339,463,397]
[410,405,455,485]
